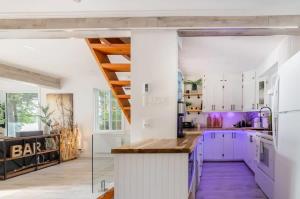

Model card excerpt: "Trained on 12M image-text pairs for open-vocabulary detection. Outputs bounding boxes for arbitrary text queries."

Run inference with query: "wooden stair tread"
[110,80,131,86]
[91,44,130,55]
[98,187,114,199]
[123,106,131,110]
[102,63,130,72]
[117,95,131,99]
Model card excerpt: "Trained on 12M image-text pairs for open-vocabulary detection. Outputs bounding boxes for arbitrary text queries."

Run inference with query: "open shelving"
[0,134,60,180]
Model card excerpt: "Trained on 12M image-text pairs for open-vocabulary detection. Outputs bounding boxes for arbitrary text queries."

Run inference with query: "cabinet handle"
[233,105,235,111]
[257,104,259,109]
[232,132,233,139]
[252,104,255,109]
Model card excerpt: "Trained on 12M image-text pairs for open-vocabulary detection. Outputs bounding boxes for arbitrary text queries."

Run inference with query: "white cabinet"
[204,131,245,161]
[244,131,257,172]
[233,132,245,160]
[203,132,223,160]
[223,132,234,160]
[243,71,257,111]
[223,73,243,111]
[204,73,242,112]
[203,74,224,112]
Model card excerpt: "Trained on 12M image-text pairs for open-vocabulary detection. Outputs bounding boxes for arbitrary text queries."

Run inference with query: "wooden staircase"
[86,38,131,123]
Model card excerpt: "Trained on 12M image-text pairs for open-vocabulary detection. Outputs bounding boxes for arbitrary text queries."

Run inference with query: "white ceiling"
[0,0,300,18]
[179,36,286,76]
[0,39,129,80]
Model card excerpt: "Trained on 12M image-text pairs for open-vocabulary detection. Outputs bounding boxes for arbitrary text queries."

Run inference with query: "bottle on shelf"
[207,114,212,128]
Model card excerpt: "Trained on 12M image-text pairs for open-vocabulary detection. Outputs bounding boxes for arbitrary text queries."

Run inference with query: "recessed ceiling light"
[73,0,82,3]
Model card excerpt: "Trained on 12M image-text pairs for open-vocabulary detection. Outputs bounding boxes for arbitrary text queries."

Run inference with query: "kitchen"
[111,34,300,199]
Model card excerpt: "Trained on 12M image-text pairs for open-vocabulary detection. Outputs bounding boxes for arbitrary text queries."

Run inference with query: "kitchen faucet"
[259,106,272,131]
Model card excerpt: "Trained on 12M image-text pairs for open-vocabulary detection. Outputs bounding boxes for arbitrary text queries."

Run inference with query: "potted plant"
[37,105,54,135]
[184,79,202,93]
[185,102,192,109]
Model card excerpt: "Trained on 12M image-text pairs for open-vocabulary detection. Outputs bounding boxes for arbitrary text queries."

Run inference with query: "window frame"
[93,89,125,134]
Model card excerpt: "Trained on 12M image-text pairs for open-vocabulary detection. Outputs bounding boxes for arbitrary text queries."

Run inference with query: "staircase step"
[102,64,130,72]
[91,44,130,55]
[110,80,131,87]
[117,95,131,99]
[123,106,131,111]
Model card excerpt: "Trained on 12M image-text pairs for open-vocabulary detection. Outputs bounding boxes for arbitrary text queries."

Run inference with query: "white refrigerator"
[274,52,300,199]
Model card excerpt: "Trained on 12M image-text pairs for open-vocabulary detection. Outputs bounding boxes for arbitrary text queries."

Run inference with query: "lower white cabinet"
[203,131,245,161]
[203,132,223,160]
[244,131,257,172]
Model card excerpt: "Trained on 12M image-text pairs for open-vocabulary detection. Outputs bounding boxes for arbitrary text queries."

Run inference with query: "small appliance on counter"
[233,120,252,128]
[182,121,195,129]
[177,101,185,138]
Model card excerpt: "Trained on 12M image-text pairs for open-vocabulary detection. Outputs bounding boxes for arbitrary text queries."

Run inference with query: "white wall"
[131,30,178,142]
[258,36,300,75]
[40,74,130,157]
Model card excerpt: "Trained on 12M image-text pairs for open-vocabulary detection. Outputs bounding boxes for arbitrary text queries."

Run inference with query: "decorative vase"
[44,125,51,135]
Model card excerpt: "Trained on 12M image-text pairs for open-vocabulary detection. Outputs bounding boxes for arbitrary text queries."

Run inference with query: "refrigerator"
[274,52,300,199]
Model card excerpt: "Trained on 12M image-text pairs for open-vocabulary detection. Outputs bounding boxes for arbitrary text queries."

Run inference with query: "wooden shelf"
[0,149,59,162]
[184,93,202,98]
[37,160,59,169]
[186,109,202,114]
[37,149,59,155]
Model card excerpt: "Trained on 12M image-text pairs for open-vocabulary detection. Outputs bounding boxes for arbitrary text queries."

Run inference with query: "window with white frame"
[95,89,123,131]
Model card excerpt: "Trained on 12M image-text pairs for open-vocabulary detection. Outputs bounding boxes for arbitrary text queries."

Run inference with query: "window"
[95,89,123,131]
[6,93,39,136]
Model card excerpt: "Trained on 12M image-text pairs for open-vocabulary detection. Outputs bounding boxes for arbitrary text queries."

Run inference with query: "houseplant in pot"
[38,105,54,135]
[184,79,202,93]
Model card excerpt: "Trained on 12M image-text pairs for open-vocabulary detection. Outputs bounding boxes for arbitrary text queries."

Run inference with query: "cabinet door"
[223,132,234,160]
[203,132,223,160]
[233,132,244,160]
[203,132,215,160]
[213,132,224,160]
[223,73,243,111]
[203,74,224,111]
[243,71,256,111]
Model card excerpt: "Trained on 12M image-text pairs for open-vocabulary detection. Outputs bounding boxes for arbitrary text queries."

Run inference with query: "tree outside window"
[6,93,39,136]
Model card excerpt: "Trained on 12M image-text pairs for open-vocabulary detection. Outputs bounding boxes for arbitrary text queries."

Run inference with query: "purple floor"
[196,162,267,199]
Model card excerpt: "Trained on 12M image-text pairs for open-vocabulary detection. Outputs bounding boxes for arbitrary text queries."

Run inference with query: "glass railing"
[92,134,116,198]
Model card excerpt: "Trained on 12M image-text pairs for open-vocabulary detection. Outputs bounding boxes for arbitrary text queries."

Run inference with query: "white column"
[131,30,178,142]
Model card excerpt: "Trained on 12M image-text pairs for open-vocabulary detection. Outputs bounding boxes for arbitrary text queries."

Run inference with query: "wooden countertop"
[111,134,201,154]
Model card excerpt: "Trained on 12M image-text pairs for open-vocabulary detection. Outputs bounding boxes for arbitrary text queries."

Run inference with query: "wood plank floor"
[0,157,114,199]
[196,162,267,199]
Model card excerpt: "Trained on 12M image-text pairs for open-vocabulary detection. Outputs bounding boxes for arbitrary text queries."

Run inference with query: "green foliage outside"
[0,103,5,128]
[6,93,39,130]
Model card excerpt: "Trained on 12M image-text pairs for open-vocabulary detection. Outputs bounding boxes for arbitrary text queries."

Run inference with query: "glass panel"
[92,135,114,195]
[6,93,39,137]
[0,91,5,136]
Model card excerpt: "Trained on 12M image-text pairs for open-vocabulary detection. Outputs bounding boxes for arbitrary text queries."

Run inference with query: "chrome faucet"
[259,106,272,131]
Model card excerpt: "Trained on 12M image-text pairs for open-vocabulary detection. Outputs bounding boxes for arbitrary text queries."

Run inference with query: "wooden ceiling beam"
[1,16,300,30]
[0,63,61,89]
[178,28,300,37]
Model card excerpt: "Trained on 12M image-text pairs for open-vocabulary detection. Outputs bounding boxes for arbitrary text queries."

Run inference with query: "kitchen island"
[112,134,203,199]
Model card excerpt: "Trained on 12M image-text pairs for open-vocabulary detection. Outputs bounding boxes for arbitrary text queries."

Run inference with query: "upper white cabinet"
[203,74,224,112]
[242,71,257,111]
[223,73,243,111]
[203,73,242,112]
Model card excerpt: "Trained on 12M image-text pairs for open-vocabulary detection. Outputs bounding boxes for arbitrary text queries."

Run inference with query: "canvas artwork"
[46,93,74,130]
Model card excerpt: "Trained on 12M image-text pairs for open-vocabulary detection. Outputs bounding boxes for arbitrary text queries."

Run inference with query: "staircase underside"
[86,37,131,123]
